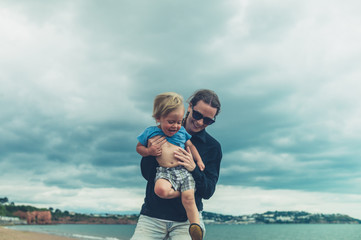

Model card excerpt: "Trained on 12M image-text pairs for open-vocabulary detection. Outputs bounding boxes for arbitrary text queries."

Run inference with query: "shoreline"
[0,226,76,240]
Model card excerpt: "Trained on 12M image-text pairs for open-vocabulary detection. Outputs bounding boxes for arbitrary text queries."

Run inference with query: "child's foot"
[189,223,203,240]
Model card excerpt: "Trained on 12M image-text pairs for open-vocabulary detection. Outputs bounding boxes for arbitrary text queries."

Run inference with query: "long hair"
[187,89,221,116]
[183,89,221,127]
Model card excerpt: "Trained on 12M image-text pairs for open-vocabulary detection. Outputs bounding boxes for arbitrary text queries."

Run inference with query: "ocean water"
[8,224,361,240]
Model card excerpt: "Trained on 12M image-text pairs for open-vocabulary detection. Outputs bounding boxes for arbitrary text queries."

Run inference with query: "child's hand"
[147,136,166,156]
[197,161,205,171]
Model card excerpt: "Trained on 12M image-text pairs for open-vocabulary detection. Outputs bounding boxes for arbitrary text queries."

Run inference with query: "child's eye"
[168,121,181,125]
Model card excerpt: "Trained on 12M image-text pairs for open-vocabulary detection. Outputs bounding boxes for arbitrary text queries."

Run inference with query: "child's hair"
[152,92,184,120]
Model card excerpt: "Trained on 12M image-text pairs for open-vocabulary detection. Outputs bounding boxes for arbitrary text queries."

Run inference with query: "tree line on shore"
[0,197,138,224]
[2,197,360,225]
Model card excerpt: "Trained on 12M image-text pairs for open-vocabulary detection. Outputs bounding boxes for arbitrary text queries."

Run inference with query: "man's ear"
[187,104,192,113]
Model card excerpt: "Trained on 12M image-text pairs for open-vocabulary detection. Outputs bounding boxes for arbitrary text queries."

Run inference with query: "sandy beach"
[0,226,76,240]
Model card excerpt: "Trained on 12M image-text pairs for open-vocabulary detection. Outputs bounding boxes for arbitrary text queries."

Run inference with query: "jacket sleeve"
[140,156,158,181]
[191,143,222,199]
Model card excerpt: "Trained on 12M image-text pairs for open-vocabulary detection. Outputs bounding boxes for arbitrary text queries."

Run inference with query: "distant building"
[0,216,27,225]
[276,216,294,222]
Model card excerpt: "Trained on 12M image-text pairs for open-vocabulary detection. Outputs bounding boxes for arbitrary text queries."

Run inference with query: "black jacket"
[139,129,222,222]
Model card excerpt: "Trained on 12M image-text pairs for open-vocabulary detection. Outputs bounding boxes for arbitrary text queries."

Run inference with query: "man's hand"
[174,146,196,172]
[147,135,167,156]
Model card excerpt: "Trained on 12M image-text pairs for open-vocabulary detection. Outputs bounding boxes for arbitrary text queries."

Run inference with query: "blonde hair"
[152,92,184,120]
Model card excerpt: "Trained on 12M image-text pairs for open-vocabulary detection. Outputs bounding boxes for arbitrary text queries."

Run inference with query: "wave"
[72,233,120,240]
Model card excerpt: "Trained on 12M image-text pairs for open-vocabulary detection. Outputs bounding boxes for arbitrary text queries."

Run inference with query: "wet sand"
[0,226,76,240]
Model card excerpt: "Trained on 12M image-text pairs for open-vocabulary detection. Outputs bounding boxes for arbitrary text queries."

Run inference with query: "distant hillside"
[2,197,360,225]
[202,211,361,224]
[0,200,48,217]
[0,197,137,225]
[51,210,138,224]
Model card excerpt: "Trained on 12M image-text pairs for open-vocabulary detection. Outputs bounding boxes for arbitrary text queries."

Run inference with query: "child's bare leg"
[181,189,199,224]
[154,179,180,199]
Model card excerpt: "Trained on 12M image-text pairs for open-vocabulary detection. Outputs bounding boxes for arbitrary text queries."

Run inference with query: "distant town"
[202,211,361,224]
[1,197,360,225]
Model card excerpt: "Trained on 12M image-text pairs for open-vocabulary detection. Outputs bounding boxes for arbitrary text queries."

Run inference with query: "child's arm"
[185,140,205,171]
[136,142,151,157]
[136,136,166,157]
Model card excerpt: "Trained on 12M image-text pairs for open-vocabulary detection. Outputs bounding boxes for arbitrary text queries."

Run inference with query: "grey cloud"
[1,0,361,215]
[42,164,143,189]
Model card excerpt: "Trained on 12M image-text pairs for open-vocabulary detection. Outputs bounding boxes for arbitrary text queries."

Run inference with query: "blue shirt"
[137,126,191,148]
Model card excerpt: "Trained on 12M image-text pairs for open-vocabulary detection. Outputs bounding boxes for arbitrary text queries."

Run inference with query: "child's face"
[157,107,184,137]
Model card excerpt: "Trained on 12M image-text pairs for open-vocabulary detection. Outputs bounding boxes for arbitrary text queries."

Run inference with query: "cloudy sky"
[1,0,361,219]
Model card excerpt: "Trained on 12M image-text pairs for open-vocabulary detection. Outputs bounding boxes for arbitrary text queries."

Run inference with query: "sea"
[7,224,361,240]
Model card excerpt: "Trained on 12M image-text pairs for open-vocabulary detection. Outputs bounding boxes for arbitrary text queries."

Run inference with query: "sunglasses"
[191,107,216,125]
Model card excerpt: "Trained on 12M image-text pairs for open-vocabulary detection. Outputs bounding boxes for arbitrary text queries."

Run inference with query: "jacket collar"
[192,129,207,143]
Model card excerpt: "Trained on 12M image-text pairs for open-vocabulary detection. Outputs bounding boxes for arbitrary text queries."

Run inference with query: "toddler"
[136,92,204,239]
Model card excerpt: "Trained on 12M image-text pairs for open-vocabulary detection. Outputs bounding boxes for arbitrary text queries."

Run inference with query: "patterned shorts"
[155,166,195,192]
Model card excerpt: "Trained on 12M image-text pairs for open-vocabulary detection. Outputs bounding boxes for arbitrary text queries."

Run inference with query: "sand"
[0,226,76,240]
